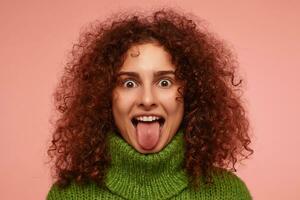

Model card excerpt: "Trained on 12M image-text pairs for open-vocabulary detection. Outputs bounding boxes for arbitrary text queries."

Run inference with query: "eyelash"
[121,78,173,88]
[157,79,172,88]
[122,79,138,88]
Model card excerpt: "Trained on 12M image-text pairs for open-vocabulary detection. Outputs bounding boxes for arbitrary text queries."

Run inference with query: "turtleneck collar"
[105,131,188,200]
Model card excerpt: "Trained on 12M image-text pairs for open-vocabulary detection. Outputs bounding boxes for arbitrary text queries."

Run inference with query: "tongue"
[136,121,160,150]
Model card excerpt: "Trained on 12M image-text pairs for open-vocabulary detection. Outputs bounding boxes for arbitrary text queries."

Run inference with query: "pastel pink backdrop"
[1,0,299,199]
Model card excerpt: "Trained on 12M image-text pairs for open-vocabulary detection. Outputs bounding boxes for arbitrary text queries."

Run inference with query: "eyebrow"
[116,70,175,78]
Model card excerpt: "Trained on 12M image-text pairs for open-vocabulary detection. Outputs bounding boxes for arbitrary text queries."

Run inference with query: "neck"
[105,131,188,199]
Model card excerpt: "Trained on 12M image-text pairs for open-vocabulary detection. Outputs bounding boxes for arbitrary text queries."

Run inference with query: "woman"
[47,8,253,199]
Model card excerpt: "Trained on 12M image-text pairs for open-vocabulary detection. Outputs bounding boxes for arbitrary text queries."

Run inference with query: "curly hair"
[48,8,253,189]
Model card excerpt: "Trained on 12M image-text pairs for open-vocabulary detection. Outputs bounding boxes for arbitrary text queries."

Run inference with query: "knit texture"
[47,131,252,199]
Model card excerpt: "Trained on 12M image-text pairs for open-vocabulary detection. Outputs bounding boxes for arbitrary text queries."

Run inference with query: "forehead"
[120,43,175,72]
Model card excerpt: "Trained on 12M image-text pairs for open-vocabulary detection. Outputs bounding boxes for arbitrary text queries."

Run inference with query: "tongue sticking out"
[136,121,160,150]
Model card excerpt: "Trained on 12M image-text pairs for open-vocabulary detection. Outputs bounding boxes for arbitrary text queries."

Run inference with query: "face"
[112,43,184,154]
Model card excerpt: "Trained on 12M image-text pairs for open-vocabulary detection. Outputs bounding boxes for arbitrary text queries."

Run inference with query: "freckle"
[129,47,140,57]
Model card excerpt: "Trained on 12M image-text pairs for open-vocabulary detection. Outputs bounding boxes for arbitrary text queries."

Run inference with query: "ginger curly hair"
[48,8,253,188]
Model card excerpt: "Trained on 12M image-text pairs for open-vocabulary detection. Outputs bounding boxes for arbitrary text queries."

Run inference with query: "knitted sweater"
[47,131,252,199]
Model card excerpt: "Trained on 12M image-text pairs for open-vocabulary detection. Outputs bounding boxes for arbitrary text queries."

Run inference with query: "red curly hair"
[48,8,253,188]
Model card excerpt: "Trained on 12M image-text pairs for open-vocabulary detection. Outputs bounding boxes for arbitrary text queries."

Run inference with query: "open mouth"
[131,117,165,128]
[131,116,165,150]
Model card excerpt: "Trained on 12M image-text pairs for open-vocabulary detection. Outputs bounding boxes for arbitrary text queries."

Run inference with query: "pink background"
[1,0,299,199]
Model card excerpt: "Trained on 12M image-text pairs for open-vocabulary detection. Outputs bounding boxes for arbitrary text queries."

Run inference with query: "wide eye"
[123,80,137,88]
[158,79,172,88]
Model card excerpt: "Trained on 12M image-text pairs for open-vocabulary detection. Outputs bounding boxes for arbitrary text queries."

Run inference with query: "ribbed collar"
[105,131,188,200]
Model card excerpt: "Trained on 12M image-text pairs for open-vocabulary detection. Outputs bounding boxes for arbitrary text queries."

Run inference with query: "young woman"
[47,8,253,200]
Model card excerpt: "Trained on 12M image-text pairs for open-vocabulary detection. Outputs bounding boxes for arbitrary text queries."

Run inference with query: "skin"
[112,43,184,154]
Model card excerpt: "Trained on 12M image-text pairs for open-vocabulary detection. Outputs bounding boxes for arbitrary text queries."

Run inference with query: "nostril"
[138,101,158,111]
[138,91,157,108]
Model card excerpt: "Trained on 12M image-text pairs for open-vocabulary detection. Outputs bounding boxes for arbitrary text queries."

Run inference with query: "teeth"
[136,116,160,122]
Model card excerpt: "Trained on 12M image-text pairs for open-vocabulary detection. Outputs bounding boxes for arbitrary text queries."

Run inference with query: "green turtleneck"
[47,131,252,200]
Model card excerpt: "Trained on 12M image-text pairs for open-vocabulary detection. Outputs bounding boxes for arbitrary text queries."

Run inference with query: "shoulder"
[209,168,252,200]
[179,168,252,200]
[47,181,87,200]
[46,181,119,200]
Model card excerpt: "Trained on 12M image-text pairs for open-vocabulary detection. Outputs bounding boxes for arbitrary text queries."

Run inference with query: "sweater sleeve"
[47,184,67,200]
[213,169,252,200]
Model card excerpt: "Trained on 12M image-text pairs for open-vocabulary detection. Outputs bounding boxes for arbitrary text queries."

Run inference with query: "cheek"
[112,90,136,116]
[159,89,184,115]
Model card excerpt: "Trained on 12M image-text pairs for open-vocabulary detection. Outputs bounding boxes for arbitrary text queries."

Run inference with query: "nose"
[137,85,157,110]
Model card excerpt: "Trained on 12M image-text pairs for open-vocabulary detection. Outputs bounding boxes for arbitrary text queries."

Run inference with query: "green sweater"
[47,131,252,199]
